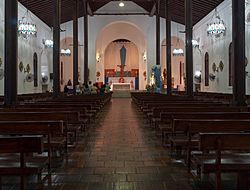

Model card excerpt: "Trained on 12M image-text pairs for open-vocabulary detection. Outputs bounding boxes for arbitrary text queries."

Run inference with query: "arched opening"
[229,42,233,86]
[33,52,38,87]
[96,21,146,90]
[161,37,185,90]
[205,52,209,86]
[60,37,81,90]
[104,39,139,90]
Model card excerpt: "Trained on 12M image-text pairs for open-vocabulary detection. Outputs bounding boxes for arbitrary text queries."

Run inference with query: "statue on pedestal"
[117,45,126,83]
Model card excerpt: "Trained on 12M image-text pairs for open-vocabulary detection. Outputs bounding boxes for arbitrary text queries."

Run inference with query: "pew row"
[0,136,46,190]
[192,133,250,190]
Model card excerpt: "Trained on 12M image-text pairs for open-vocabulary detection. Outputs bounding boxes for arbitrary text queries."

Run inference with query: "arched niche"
[103,39,139,89]
[205,52,209,86]
[33,52,38,87]
[229,42,233,86]
[96,21,147,90]
[161,37,185,90]
[60,37,81,90]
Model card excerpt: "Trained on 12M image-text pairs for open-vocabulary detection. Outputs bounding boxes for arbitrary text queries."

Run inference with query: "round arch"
[96,21,147,90]
[161,36,185,90]
[60,37,81,90]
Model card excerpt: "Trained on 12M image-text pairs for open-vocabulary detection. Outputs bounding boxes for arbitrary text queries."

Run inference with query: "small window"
[229,42,233,86]
[33,53,38,87]
[205,52,209,86]
[61,61,64,85]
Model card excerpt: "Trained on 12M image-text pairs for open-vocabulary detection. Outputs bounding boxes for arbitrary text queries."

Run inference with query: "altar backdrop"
[104,42,139,71]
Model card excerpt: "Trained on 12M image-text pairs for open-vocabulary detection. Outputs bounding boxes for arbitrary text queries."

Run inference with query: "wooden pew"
[0,135,45,190]
[159,112,250,144]
[0,111,81,150]
[16,103,96,123]
[192,133,250,190]
[168,119,250,170]
[1,107,89,128]
[148,106,244,127]
[0,120,63,171]
[141,102,227,115]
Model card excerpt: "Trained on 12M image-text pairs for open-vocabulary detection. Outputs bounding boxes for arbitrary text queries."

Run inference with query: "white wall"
[193,0,250,94]
[61,15,185,90]
[0,1,53,95]
[5,1,243,94]
[161,22,186,90]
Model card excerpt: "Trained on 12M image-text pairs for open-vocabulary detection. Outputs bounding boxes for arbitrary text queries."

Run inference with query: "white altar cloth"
[108,77,135,91]
[112,83,130,91]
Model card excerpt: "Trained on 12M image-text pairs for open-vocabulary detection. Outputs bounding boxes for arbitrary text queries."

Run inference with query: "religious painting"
[33,52,38,87]
[205,52,209,86]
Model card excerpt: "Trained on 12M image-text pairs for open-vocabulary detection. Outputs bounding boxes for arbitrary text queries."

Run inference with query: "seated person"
[83,83,91,94]
[91,83,99,94]
[100,84,106,95]
[105,84,111,93]
[75,84,81,95]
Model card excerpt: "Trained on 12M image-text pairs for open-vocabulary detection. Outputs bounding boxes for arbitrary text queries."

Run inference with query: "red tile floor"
[1,98,237,190]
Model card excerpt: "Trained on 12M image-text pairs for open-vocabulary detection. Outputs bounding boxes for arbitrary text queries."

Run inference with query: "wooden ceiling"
[18,0,224,27]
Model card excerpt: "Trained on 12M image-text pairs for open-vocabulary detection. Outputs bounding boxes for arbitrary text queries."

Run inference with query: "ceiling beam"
[149,3,156,17]
[87,1,94,16]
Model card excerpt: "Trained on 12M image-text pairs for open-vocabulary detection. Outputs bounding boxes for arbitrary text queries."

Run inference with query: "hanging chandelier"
[173,24,184,57]
[18,3,37,39]
[60,49,71,56]
[60,25,71,56]
[207,8,226,38]
[18,21,37,37]
[173,48,184,56]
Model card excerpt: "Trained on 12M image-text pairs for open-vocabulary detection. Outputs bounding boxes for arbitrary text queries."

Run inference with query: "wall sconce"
[96,53,101,63]
[194,70,201,83]
[143,51,147,62]
[42,39,53,48]
[192,39,200,48]
[41,72,48,84]
[60,48,71,56]
[209,73,216,81]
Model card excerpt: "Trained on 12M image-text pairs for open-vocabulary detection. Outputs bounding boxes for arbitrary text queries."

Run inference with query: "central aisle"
[49,98,195,190]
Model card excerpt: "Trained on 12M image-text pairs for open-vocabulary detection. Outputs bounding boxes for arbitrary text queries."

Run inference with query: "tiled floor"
[2,98,237,190]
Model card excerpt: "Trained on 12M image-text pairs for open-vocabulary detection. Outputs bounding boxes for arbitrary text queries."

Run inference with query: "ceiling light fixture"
[173,24,184,56]
[207,8,226,38]
[60,48,71,56]
[173,48,184,56]
[18,10,37,39]
[119,1,125,7]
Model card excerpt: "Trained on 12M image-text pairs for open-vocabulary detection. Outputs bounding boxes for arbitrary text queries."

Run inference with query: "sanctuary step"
[112,83,131,98]
[112,90,131,98]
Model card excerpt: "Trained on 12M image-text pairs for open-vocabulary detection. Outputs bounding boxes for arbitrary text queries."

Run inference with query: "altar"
[112,83,130,91]
[108,77,135,91]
